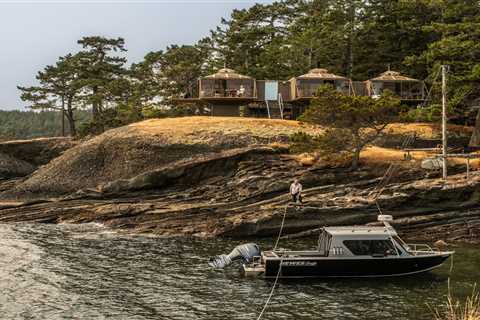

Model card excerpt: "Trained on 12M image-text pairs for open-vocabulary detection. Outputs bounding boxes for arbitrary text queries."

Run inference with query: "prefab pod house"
[199,68,256,100]
[289,68,352,102]
[196,68,257,116]
[366,70,425,102]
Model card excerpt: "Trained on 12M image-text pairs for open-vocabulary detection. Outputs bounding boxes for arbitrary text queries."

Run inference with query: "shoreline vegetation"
[434,283,480,320]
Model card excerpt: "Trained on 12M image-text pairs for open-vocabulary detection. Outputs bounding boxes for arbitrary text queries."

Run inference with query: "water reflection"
[0,223,477,320]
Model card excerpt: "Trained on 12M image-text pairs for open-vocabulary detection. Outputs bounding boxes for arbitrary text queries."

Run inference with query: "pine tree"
[75,36,128,132]
[18,54,83,136]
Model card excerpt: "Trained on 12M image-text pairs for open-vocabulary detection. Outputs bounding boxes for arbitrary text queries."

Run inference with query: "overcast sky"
[0,0,273,110]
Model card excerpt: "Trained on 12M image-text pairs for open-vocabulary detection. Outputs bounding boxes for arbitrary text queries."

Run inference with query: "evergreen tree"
[301,86,402,168]
[18,54,83,136]
[75,36,128,132]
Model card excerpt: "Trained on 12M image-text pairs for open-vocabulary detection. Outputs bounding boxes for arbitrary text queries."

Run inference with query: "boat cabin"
[318,226,406,257]
[289,68,352,102]
[366,70,425,102]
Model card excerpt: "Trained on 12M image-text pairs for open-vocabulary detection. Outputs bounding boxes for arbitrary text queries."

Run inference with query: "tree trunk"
[61,95,65,137]
[469,108,480,146]
[308,40,313,69]
[92,85,99,121]
[91,85,105,133]
[346,0,356,78]
[352,131,361,169]
[67,114,76,137]
[66,97,76,137]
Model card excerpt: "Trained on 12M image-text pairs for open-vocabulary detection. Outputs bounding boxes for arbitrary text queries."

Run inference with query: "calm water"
[0,223,478,320]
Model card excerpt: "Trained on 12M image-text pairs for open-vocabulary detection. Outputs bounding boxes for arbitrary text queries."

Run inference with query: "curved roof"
[203,68,253,80]
[370,70,419,82]
[296,68,348,80]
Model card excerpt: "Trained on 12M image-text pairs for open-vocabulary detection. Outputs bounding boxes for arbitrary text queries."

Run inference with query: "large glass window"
[343,240,400,256]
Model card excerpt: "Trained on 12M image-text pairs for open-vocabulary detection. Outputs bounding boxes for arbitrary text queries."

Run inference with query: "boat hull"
[263,253,452,278]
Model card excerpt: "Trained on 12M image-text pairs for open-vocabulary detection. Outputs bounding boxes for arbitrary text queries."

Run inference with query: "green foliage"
[74,36,128,127]
[0,110,90,140]
[138,45,210,99]
[16,0,480,138]
[289,130,353,166]
[289,131,317,153]
[301,85,402,168]
[142,104,197,119]
[405,0,480,117]
[402,105,442,123]
[18,53,85,136]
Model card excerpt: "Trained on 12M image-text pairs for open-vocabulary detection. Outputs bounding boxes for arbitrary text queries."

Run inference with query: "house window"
[343,240,400,256]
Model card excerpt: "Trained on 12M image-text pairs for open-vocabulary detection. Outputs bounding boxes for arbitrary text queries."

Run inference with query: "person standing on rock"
[290,179,303,204]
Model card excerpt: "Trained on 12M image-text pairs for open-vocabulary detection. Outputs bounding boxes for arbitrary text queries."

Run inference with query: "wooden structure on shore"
[198,68,257,116]
[366,70,425,103]
[289,68,352,103]
[172,67,426,119]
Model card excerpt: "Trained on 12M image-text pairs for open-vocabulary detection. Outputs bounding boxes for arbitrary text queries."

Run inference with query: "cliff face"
[0,137,75,180]
[0,117,478,243]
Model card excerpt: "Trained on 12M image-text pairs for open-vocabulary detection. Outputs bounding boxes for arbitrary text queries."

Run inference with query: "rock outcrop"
[0,117,478,243]
[0,137,75,166]
[8,117,321,196]
[0,137,75,180]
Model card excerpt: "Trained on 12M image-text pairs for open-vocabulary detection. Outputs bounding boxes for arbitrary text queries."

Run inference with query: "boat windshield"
[343,239,400,256]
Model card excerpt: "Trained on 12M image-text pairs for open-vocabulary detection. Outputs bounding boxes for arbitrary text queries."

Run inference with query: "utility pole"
[442,65,448,180]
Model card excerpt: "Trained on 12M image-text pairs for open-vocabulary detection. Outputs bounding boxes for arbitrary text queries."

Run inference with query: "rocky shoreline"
[0,117,478,244]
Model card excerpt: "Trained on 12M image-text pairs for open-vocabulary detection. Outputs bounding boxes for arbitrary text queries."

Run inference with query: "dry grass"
[131,116,323,143]
[132,117,470,143]
[386,123,472,139]
[295,153,318,166]
[434,285,480,320]
[360,146,480,169]
[361,146,430,163]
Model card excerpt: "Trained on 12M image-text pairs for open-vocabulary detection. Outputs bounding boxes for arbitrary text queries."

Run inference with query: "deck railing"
[199,89,255,98]
[406,243,435,255]
[297,85,351,98]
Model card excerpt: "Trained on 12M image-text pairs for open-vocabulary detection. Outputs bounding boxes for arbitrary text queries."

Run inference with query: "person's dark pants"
[291,193,302,203]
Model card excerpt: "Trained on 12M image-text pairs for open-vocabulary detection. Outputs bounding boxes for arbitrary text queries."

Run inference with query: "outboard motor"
[209,243,261,268]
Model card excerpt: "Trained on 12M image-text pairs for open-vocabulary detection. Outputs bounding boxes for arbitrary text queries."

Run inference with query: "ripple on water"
[0,222,478,320]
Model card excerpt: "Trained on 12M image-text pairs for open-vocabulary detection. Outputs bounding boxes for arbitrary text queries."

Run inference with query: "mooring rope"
[273,204,289,251]
[256,203,290,320]
[255,262,282,320]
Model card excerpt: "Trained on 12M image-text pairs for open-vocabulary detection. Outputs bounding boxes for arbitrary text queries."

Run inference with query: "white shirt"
[290,182,302,195]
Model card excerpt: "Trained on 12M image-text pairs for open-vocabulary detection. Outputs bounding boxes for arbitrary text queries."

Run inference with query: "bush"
[433,284,480,320]
[289,130,352,166]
